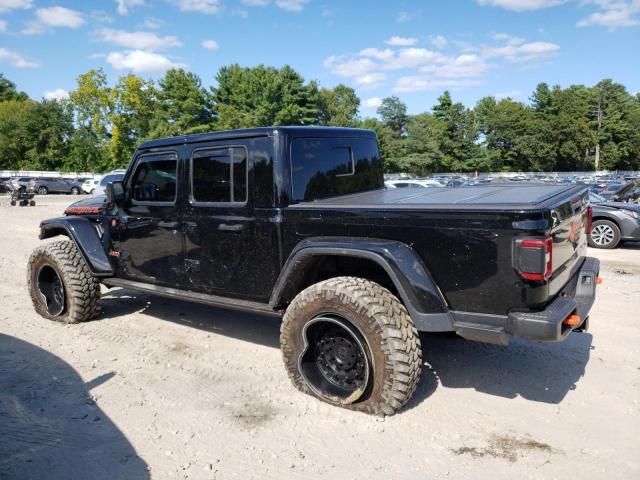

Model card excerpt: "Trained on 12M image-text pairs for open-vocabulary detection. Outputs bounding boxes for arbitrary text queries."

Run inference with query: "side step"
[454,321,509,346]
[102,278,282,317]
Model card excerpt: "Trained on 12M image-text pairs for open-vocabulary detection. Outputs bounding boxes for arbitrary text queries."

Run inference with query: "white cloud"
[275,0,309,11]
[35,6,85,28]
[483,41,560,62]
[0,19,7,32]
[142,17,164,29]
[362,97,382,108]
[202,39,219,49]
[490,32,525,45]
[385,36,418,46]
[0,0,32,12]
[168,0,222,14]
[419,54,491,78]
[396,10,420,23]
[241,0,269,5]
[116,0,145,15]
[495,90,522,99]
[325,33,559,93]
[359,48,394,61]
[393,77,482,93]
[107,50,185,72]
[430,35,448,49]
[0,47,38,68]
[96,28,182,50]
[43,88,70,101]
[577,0,640,28]
[475,0,566,11]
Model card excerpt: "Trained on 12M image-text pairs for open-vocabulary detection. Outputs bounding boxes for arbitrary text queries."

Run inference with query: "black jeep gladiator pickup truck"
[28,127,599,415]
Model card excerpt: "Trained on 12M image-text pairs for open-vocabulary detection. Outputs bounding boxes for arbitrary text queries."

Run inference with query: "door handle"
[218,223,245,232]
[158,221,180,229]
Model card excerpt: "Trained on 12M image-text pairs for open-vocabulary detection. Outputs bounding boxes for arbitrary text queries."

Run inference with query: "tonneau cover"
[290,183,586,211]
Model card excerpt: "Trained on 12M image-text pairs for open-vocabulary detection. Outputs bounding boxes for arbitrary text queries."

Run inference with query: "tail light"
[586,206,592,235]
[514,237,553,281]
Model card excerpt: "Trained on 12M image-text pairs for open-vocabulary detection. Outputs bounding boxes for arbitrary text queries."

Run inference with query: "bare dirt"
[1,195,639,480]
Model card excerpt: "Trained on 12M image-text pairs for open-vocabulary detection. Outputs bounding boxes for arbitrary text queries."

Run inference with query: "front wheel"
[71,187,80,195]
[27,239,101,323]
[281,277,422,416]
[37,186,48,195]
[588,219,621,249]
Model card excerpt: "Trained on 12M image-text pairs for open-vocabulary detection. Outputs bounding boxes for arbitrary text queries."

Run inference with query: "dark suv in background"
[29,177,83,195]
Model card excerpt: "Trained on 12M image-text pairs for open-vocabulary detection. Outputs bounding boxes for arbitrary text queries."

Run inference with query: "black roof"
[138,126,375,150]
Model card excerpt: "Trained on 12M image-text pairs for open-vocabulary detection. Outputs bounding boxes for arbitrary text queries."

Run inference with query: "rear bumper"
[452,257,600,345]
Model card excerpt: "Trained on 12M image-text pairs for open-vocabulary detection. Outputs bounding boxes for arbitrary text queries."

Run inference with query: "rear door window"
[191,146,248,204]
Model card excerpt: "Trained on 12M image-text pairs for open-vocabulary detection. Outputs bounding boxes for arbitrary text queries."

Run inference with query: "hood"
[601,202,640,213]
[64,195,107,216]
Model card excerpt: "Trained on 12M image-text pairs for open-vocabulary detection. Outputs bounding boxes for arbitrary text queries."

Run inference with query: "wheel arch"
[39,216,113,276]
[270,237,453,332]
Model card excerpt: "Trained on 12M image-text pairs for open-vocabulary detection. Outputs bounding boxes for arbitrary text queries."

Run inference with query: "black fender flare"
[270,237,453,332]
[39,216,113,276]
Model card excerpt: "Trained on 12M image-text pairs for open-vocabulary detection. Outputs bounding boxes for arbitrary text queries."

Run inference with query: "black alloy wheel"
[299,315,371,403]
[36,264,65,316]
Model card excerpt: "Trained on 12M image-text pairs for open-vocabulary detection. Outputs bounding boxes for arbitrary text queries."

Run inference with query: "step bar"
[102,277,282,317]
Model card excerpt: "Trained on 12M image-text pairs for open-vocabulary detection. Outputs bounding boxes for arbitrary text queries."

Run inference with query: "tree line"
[1,67,638,174]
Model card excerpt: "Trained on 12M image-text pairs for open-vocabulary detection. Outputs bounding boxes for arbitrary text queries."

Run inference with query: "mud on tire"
[280,276,422,416]
[27,239,101,323]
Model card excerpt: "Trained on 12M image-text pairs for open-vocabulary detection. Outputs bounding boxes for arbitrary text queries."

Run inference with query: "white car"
[81,178,101,194]
[385,179,446,189]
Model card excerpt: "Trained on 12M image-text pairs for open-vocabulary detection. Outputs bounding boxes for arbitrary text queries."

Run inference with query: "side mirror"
[106,181,125,206]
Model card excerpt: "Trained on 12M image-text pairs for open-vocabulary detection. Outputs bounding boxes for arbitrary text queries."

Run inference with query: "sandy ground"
[0,194,638,480]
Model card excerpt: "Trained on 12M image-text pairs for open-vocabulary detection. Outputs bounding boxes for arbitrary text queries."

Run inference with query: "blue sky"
[1,0,639,114]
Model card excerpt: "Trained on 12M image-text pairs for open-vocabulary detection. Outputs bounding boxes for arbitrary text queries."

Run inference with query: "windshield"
[589,192,606,203]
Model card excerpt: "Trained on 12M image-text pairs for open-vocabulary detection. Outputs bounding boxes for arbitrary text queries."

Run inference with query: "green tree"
[0,73,28,102]
[317,84,360,126]
[68,69,113,170]
[432,91,479,171]
[590,79,639,170]
[212,64,318,128]
[150,68,213,138]
[377,96,408,137]
[109,73,157,168]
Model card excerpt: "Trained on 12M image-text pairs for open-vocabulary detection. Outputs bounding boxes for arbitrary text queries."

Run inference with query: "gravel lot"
[1,195,639,480]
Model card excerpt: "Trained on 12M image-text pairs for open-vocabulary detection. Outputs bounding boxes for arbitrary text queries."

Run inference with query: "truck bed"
[290,183,587,211]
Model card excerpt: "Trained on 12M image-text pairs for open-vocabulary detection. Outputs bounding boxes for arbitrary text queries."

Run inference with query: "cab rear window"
[290,137,383,202]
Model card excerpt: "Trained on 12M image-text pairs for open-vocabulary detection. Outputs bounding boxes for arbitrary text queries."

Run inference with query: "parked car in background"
[385,179,445,189]
[10,177,35,190]
[29,177,83,195]
[92,170,126,196]
[0,177,12,193]
[588,191,640,249]
[82,178,101,194]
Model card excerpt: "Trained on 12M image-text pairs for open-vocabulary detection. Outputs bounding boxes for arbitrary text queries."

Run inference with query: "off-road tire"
[27,239,101,323]
[281,276,422,416]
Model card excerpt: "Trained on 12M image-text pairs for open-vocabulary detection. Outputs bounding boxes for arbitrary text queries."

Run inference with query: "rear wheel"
[588,219,620,249]
[27,239,101,323]
[281,277,422,416]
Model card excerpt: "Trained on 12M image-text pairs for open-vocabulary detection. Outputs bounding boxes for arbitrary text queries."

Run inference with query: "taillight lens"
[514,237,553,281]
[586,206,593,234]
